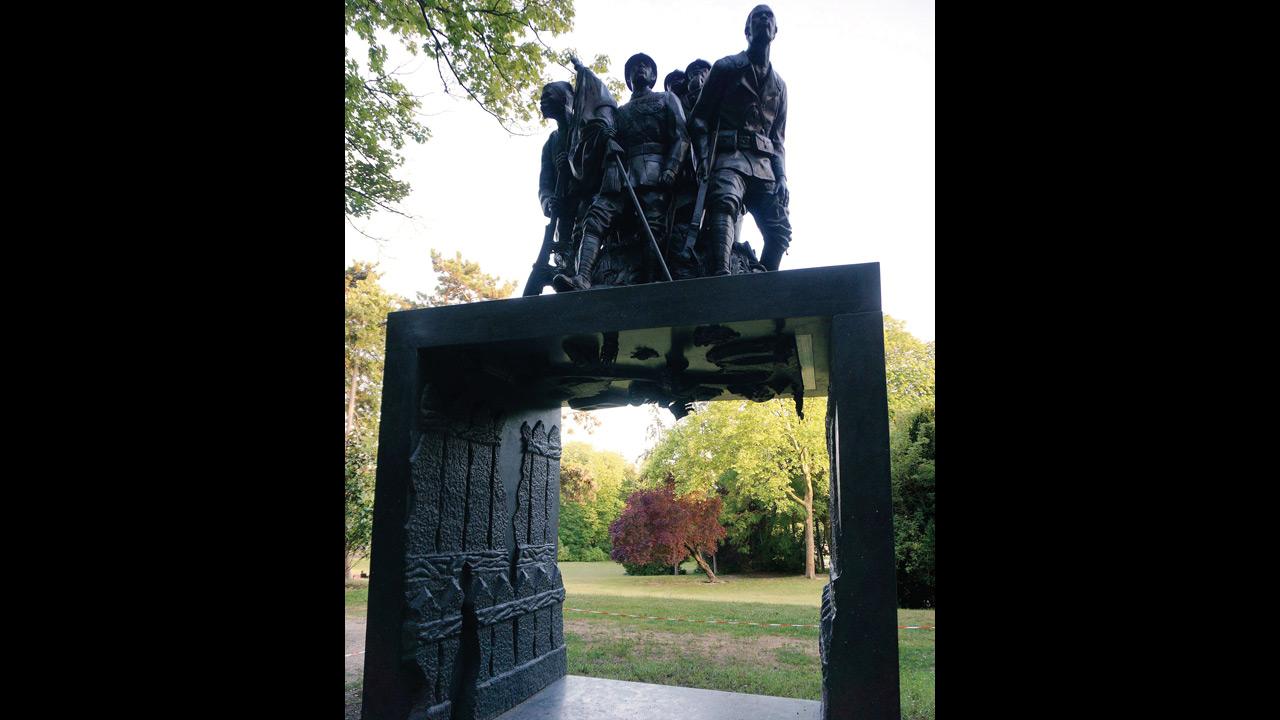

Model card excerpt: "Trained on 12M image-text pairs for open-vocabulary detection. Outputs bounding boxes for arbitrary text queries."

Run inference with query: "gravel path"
[346,614,366,720]
[346,614,367,683]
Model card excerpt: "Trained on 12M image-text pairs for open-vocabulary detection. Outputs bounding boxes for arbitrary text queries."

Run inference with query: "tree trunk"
[802,468,815,579]
[814,519,825,573]
[344,553,353,583]
[346,372,360,437]
[687,546,719,583]
[712,553,717,575]
[781,410,817,580]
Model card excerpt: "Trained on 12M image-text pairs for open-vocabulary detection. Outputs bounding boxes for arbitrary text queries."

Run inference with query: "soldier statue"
[668,58,714,279]
[524,81,592,295]
[689,5,793,274]
[663,69,686,97]
[552,53,689,292]
[681,59,711,116]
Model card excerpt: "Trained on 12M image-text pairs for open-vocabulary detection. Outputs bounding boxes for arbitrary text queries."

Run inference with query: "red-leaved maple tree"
[608,476,726,582]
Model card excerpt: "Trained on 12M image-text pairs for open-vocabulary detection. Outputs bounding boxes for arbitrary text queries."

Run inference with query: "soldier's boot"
[552,232,600,291]
[760,242,785,272]
[706,212,736,276]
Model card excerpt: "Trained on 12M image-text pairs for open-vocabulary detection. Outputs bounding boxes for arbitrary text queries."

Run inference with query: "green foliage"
[883,315,935,423]
[642,397,829,573]
[416,249,517,307]
[344,0,619,219]
[557,441,629,561]
[345,263,409,572]
[890,404,935,607]
[635,316,934,588]
[622,561,684,576]
[345,429,378,566]
[346,262,412,436]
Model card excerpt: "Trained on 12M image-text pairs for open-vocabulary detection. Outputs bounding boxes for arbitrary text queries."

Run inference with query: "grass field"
[345,562,934,719]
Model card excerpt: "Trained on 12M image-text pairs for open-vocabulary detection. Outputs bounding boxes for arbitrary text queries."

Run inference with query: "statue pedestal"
[362,264,900,720]
[493,675,821,720]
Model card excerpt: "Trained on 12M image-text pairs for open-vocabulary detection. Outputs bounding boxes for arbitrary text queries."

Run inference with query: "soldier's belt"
[715,130,775,156]
[625,142,666,158]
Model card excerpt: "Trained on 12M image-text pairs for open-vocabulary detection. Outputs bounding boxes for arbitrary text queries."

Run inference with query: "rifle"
[613,153,673,283]
[522,146,568,297]
[679,118,720,257]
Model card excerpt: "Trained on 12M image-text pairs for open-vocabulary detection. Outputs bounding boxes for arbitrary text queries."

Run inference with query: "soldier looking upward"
[689,5,793,274]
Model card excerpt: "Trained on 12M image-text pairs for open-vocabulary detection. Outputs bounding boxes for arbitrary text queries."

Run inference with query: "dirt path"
[346,614,367,683]
[345,613,366,720]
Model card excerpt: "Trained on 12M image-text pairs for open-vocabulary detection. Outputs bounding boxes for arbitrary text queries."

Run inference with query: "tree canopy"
[632,315,936,599]
[557,441,632,562]
[884,315,936,422]
[346,262,412,437]
[609,477,726,582]
[344,263,411,576]
[345,0,617,220]
[416,249,517,306]
[642,397,830,577]
[891,403,935,607]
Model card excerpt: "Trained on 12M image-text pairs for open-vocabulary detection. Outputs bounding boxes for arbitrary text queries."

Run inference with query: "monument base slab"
[492,675,822,720]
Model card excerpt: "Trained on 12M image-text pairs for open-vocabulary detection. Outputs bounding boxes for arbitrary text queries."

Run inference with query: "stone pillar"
[820,312,901,720]
[361,347,419,720]
[361,364,565,720]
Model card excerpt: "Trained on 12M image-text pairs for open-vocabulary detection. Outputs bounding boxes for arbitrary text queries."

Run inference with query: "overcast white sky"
[346,0,934,464]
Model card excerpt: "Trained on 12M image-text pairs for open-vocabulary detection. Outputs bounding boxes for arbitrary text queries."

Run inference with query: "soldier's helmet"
[664,69,686,95]
[685,59,711,78]
[624,53,658,91]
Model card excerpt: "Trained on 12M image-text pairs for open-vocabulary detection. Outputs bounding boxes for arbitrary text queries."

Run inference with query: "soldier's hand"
[542,197,559,217]
[600,123,616,141]
[776,177,790,208]
[569,55,587,73]
[554,150,568,170]
[659,168,676,187]
[696,160,709,183]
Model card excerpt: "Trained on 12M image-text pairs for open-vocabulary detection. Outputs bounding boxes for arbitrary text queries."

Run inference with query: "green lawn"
[345,562,934,720]
[558,560,827,605]
[559,562,934,720]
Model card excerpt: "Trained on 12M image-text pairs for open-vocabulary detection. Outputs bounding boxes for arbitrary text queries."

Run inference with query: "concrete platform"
[492,674,821,720]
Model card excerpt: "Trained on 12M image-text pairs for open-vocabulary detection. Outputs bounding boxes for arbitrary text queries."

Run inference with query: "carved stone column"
[365,380,565,720]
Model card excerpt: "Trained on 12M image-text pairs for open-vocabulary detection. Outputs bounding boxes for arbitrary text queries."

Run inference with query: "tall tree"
[557,442,629,561]
[344,0,617,220]
[891,403,935,607]
[609,477,726,582]
[644,398,828,579]
[346,263,412,437]
[883,315,935,422]
[346,429,378,580]
[416,249,517,307]
[344,263,411,578]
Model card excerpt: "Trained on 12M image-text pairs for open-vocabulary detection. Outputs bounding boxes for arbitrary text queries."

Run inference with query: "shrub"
[580,547,609,562]
[609,477,724,574]
[622,561,685,576]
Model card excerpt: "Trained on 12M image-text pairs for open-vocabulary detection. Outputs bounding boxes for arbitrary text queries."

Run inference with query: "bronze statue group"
[524,5,793,296]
